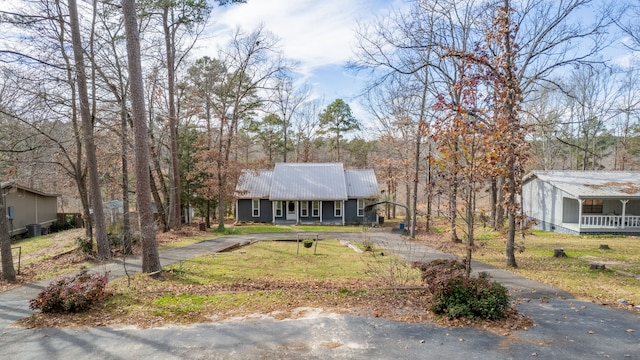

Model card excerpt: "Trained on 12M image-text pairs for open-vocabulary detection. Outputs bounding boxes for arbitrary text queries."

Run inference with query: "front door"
[286,201,297,221]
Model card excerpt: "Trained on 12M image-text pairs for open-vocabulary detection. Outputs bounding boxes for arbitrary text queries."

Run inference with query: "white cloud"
[206,0,389,73]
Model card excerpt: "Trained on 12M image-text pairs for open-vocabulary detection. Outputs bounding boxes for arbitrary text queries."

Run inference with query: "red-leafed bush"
[29,270,109,313]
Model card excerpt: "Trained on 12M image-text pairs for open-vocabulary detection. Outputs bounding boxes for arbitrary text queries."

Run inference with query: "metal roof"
[270,163,348,201]
[523,170,640,198]
[235,163,379,200]
[235,170,273,198]
[345,169,379,198]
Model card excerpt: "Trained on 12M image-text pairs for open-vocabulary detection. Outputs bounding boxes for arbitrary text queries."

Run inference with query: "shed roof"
[523,170,640,198]
[270,163,348,201]
[1,182,60,197]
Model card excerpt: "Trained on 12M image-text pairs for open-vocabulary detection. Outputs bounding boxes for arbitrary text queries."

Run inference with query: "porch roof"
[523,170,640,199]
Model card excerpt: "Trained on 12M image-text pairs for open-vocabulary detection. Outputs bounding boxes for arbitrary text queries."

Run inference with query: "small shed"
[1,182,59,237]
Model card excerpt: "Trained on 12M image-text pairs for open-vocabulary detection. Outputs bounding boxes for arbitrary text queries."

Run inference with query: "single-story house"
[1,182,59,237]
[235,163,379,225]
[522,170,640,235]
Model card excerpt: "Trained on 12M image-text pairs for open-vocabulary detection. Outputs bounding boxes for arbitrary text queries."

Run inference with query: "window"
[301,201,309,217]
[252,199,260,217]
[334,201,342,217]
[275,201,283,217]
[582,199,603,214]
[357,199,365,217]
[312,201,320,217]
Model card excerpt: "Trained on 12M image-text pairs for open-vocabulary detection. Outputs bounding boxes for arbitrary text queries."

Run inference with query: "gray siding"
[344,199,358,223]
[237,199,272,222]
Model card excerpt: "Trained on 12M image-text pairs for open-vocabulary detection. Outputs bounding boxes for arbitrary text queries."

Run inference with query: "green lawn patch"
[101,239,423,326]
[225,225,294,234]
[290,225,363,233]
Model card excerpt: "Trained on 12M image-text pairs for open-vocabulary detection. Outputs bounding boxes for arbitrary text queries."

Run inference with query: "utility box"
[26,224,42,238]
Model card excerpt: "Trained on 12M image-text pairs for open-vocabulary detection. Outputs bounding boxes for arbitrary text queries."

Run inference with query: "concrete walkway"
[1,229,638,359]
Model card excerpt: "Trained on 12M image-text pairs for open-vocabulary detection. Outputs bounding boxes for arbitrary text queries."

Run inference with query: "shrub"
[108,233,122,248]
[414,260,510,320]
[50,221,74,233]
[76,237,93,255]
[413,259,466,294]
[29,270,109,313]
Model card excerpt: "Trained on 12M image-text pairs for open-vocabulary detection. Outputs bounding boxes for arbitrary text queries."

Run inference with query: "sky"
[198,0,400,125]
[195,0,640,130]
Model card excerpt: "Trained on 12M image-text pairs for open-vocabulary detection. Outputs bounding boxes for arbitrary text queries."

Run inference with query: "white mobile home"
[522,171,640,235]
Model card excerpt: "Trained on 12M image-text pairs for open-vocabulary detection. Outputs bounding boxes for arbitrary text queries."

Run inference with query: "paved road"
[1,229,638,359]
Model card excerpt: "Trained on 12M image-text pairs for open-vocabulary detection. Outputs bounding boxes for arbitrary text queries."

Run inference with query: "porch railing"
[581,215,640,228]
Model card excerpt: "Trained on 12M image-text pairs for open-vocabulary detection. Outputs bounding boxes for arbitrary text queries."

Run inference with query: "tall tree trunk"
[449,180,460,243]
[68,0,110,260]
[505,162,518,268]
[1,188,16,282]
[122,0,161,274]
[162,7,181,230]
[495,176,505,230]
[54,0,90,239]
[502,0,519,268]
[426,142,433,232]
[120,108,132,254]
[464,185,474,276]
[148,120,169,231]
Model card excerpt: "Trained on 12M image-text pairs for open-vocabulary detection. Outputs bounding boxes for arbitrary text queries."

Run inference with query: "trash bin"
[399,223,405,230]
[199,222,206,231]
[378,216,385,225]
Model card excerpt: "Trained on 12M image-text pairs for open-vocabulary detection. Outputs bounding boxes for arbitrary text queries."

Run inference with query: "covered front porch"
[562,197,640,234]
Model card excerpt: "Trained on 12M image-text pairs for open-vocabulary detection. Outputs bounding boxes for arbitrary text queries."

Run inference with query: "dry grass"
[417,224,640,307]
[18,239,532,333]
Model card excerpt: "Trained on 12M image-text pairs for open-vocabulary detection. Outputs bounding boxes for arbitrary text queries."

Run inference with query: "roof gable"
[524,170,640,198]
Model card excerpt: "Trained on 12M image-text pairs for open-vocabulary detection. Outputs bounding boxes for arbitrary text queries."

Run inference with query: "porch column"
[320,201,323,224]
[296,201,300,224]
[578,199,584,232]
[272,201,276,224]
[621,199,629,228]
[341,200,345,225]
[235,200,239,222]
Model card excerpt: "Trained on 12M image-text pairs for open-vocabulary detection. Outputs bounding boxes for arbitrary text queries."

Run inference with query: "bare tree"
[122,0,161,273]
[68,0,110,259]
[270,74,310,162]
[194,26,282,230]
